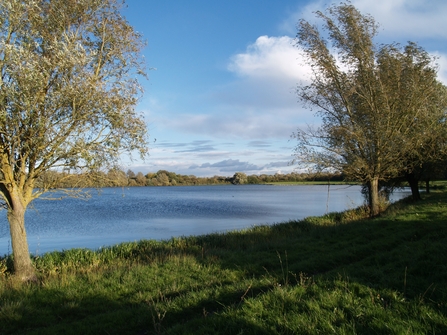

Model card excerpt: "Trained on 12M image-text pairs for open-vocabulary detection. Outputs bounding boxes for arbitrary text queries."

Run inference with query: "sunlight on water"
[0,185,410,255]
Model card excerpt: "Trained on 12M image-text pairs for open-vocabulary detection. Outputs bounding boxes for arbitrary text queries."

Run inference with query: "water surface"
[0,185,410,255]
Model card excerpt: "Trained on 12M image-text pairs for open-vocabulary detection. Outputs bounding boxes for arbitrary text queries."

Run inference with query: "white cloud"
[351,0,447,42]
[133,154,295,177]
[136,0,447,177]
[435,53,447,85]
[224,35,313,110]
[190,158,293,175]
[165,111,305,140]
[280,0,447,52]
[277,0,447,84]
[228,35,309,81]
[152,34,318,141]
[197,159,261,173]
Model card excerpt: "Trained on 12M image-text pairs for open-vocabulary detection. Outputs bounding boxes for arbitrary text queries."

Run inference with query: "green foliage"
[1,190,447,334]
[39,169,348,188]
[0,0,149,192]
[292,3,447,216]
[0,0,149,278]
[231,172,248,185]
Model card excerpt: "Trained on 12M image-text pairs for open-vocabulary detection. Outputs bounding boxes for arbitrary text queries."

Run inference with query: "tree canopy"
[292,3,447,216]
[0,0,148,280]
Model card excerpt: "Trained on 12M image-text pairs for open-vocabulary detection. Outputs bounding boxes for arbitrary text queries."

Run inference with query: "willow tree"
[384,47,447,200]
[292,3,447,216]
[0,0,149,280]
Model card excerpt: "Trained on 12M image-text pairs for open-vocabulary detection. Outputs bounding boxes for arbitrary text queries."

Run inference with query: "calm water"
[0,185,410,255]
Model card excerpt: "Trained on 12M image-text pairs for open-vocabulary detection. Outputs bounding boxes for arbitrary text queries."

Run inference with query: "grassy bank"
[1,190,447,334]
[266,181,358,185]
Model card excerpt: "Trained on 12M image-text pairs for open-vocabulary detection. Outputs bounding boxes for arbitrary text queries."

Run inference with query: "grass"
[1,189,447,334]
[265,181,359,185]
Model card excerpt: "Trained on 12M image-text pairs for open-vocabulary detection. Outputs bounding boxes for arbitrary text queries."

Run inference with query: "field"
[1,187,446,334]
[266,181,358,185]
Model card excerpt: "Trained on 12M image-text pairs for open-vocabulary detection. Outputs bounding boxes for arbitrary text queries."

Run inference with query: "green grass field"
[1,188,446,334]
[266,181,358,185]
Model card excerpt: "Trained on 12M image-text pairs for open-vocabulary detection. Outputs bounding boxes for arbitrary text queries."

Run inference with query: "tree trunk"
[425,179,430,194]
[405,172,421,201]
[369,177,380,217]
[7,196,36,281]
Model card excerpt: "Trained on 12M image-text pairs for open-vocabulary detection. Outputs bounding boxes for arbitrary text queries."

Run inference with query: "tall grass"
[1,190,446,334]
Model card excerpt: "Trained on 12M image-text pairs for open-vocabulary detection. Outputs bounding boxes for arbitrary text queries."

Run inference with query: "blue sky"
[121,0,447,177]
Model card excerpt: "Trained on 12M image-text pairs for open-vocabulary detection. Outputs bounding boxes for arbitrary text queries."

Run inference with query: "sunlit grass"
[1,188,447,334]
[265,181,358,185]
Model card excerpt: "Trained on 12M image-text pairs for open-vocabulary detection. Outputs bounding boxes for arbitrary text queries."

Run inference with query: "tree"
[247,175,259,184]
[377,44,447,200]
[292,3,447,216]
[232,172,247,185]
[0,0,148,280]
[156,171,170,186]
[126,169,136,180]
[135,171,146,186]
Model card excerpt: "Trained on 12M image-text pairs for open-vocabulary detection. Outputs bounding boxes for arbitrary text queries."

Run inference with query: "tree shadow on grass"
[0,279,278,335]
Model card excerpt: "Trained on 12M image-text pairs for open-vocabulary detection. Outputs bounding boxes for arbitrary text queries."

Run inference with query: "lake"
[0,185,411,255]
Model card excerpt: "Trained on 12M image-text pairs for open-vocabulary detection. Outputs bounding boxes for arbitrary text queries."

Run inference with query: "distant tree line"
[35,169,353,188]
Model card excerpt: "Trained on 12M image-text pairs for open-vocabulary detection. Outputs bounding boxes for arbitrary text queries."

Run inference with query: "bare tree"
[292,3,447,216]
[0,0,149,280]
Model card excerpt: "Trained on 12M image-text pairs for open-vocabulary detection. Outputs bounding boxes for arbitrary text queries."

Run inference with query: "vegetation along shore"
[37,169,349,188]
[1,186,446,334]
